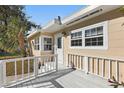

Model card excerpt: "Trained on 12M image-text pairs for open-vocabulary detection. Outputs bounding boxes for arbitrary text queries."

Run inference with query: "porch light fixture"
[62,31,67,37]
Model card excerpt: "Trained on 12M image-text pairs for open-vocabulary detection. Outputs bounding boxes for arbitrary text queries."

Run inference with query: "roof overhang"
[27,16,62,38]
[62,5,123,27]
[27,5,123,38]
[27,30,40,39]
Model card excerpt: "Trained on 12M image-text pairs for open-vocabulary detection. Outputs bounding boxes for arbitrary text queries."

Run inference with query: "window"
[85,26,103,46]
[44,37,52,51]
[71,31,82,46]
[70,21,108,49]
[57,37,62,48]
[34,37,39,50]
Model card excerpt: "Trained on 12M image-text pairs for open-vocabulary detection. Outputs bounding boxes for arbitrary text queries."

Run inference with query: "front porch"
[7,64,112,88]
[1,54,124,88]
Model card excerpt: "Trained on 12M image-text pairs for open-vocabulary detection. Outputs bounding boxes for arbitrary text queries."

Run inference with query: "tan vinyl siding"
[60,8,124,82]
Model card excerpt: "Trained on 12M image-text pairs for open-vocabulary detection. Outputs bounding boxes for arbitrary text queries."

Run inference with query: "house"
[27,5,124,83]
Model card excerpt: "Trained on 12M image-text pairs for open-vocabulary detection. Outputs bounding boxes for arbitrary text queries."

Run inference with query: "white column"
[34,57,38,77]
[84,56,89,74]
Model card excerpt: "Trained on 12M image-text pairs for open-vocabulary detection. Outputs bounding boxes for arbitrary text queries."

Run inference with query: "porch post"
[34,57,38,78]
[0,61,3,87]
[55,54,58,72]
[84,56,89,74]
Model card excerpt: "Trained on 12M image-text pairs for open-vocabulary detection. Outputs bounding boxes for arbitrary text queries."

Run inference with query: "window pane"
[85,26,104,47]
[85,42,91,46]
[57,37,62,48]
[98,37,103,41]
[92,38,97,42]
[98,42,103,46]
[71,39,82,46]
[97,26,103,35]
[77,31,82,38]
[71,31,82,39]
[34,37,39,50]
[85,30,91,37]
[44,37,52,51]
[92,42,97,46]
[91,28,97,36]
[85,38,91,43]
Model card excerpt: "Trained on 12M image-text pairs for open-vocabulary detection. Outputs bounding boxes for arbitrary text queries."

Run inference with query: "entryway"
[55,33,63,64]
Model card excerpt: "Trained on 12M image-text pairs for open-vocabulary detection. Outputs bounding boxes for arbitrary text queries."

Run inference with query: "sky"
[25,5,86,26]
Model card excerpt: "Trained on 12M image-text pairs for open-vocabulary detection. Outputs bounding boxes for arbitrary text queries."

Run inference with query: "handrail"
[0,54,58,63]
[86,55,124,62]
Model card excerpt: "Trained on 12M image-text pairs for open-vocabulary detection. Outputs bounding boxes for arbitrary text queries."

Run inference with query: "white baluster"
[116,60,119,81]
[15,60,17,82]
[109,60,111,79]
[49,57,51,70]
[102,59,104,77]
[79,56,81,69]
[96,58,99,75]
[22,59,24,79]
[2,61,6,85]
[90,58,93,73]
[0,61,3,86]
[28,58,30,77]
[84,56,89,74]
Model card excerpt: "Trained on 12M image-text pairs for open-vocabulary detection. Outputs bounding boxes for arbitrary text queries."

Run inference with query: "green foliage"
[119,6,124,13]
[0,5,38,56]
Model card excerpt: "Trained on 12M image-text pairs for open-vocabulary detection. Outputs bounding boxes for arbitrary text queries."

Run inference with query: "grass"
[0,53,34,76]
[6,59,34,76]
[0,53,21,60]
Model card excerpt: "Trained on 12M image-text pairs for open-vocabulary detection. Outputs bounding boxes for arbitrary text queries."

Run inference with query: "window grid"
[44,37,52,51]
[71,31,82,47]
[34,37,39,50]
[85,26,103,46]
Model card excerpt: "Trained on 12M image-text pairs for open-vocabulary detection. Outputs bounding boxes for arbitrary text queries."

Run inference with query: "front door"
[55,33,63,64]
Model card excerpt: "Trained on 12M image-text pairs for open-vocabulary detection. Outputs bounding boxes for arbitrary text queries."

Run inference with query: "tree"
[0,5,38,56]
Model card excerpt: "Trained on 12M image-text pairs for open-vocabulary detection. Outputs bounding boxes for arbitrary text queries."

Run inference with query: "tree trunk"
[18,28,26,57]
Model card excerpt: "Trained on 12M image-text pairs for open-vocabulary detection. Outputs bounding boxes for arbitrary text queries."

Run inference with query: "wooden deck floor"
[7,64,112,88]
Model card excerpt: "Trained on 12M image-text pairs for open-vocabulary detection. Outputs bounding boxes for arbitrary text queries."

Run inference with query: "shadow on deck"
[8,67,74,88]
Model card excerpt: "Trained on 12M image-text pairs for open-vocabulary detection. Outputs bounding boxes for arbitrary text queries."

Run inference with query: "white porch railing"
[68,54,124,83]
[0,54,58,87]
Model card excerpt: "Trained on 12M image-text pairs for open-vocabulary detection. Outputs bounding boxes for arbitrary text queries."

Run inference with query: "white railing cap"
[0,54,57,63]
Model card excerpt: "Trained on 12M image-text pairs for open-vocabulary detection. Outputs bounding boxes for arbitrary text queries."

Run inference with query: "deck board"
[8,64,112,88]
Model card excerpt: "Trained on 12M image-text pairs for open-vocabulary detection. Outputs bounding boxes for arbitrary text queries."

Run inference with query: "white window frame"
[42,35,53,51]
[70,29,83,48]
[70,21,108,50]
[34,37,40,50]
